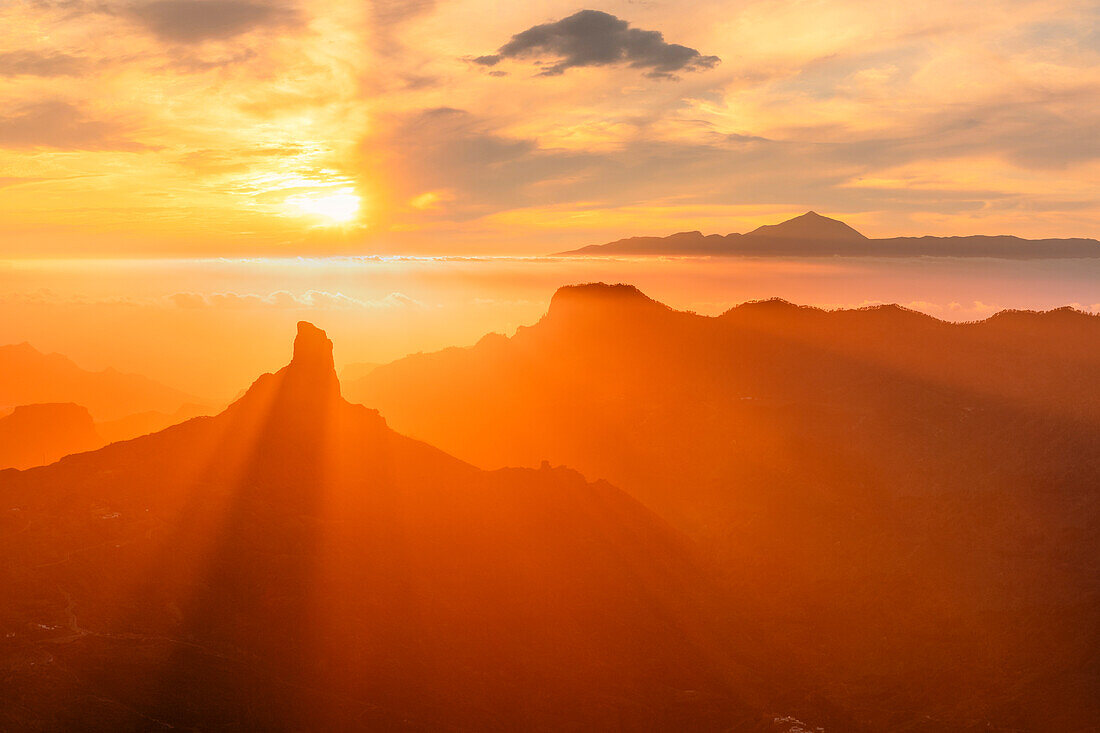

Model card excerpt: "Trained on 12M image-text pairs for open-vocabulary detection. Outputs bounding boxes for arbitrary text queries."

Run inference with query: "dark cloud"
[0,50,88,77]
[474,10,719,78]
[0,101,147,151]
[128,0,300,43]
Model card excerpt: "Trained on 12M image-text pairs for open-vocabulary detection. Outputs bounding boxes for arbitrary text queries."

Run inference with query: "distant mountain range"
[0,343,215,469]
[0,342,201,421]
[556,211,1100,258]
[346,283,1100,731]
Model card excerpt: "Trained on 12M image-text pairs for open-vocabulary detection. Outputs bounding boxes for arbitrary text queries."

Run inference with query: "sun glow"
[286,189,362,225]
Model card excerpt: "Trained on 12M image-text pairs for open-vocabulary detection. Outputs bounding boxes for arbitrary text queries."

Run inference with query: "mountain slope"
[557,212,1100,257]
[0,322,790,732]
[345,284,1100,731]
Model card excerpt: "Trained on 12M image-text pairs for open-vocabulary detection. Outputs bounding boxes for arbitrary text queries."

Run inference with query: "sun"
[285,189,362,225]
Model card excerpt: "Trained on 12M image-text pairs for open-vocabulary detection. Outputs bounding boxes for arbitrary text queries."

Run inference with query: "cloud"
[167,292,210,308]
[0,50,88,77]
[168,290,424,309]
[128,0,300,43]
[374,104,1095,230]
[473,10,720,78]
[0,101,147,151]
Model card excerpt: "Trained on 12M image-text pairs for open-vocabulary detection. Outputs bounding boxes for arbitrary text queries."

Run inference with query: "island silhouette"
[557,211,1100,258]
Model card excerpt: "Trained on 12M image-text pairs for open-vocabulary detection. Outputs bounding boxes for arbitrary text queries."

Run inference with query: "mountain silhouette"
[0,342,201,421]
[556,211,1100,257]
[0,403,102,470]
[94,402,212,445]
[0,321,797,731]
[345,284,1100,731]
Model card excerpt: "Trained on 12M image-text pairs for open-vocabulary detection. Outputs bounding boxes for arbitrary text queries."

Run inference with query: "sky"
[2,0,1099,256]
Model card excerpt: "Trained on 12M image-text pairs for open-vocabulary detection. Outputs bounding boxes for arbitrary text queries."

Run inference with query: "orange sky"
[2,0,1099,256]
